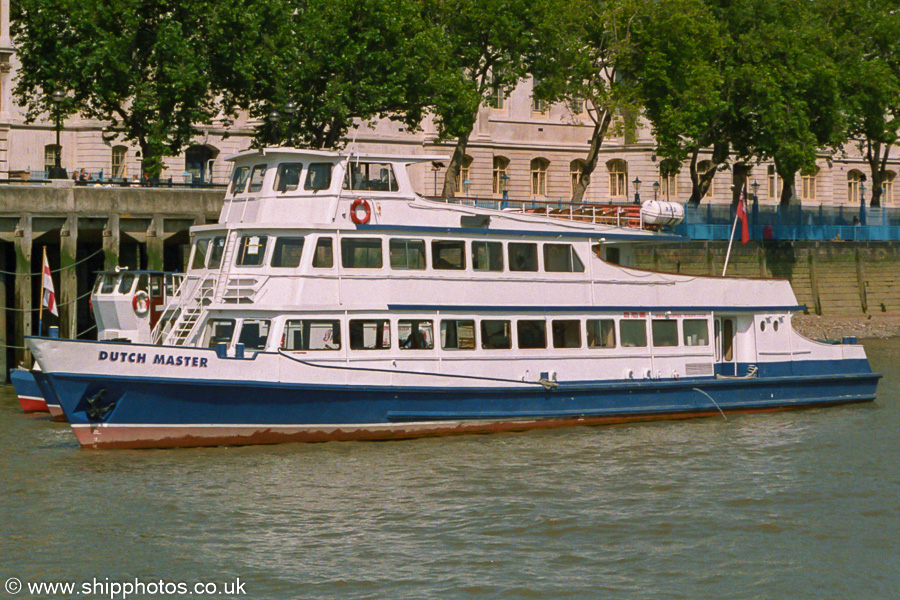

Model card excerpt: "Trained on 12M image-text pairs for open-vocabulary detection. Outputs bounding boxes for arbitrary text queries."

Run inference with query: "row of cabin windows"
[229,161,398,195]
[204,316,710,352]
[192,235,585,273]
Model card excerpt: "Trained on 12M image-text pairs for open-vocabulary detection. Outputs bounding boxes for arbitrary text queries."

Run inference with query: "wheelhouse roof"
[226,146,448,165]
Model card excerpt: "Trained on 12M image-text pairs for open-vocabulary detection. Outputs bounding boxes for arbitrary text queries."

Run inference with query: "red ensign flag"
[737,191,750,245]
[42,252,58,316]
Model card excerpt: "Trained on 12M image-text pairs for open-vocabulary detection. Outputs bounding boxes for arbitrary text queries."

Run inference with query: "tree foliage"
[13,0,222,177]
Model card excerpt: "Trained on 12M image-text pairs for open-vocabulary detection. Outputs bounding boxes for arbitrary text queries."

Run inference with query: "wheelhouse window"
[236,235,269,266]
[683,319,710,346]
[552,320,581,348]
[118,273,136,294]
[441,320,475,350]
[191,238,210,269]
[517,320,547,349]
[587,319,616,348]
[247,164,267,193]
[238,319,271,351]
[432,240,466,270]
[271,237,304,268]
[472,241,503,271]
[230,166,250,194]
[652,319,679,347]
[390,239,426,270]
[481,320,512,350]
[620,319,648,348]
[203,319,235,347]
[313,237,334,268]
[305,163,333,190]
[399,319,434,349]
[544,244,584,273]
[509,242,538,272]
[207,236,226,270]
[97,274,116,294]
[349,319,391,350]
[275,163,303,192]
[341,238,383,268]
[283,320,341,351]
[343,162,398,192]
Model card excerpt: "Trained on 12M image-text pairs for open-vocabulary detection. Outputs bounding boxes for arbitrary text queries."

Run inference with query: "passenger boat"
[16,270,182,420]
[27,148,880,449]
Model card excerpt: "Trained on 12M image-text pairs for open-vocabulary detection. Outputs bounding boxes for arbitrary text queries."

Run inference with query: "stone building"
[0,0,897,207]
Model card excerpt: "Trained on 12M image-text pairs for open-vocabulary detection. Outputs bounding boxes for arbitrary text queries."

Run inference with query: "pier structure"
[1,183,223,376]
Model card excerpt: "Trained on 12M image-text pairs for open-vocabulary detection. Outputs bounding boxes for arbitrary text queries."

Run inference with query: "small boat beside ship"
[26,148,881,449]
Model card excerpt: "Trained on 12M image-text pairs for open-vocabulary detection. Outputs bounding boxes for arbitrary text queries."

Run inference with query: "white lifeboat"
[640,200,685,227]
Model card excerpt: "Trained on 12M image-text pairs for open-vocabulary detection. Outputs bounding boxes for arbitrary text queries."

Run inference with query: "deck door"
[715,317,736,375]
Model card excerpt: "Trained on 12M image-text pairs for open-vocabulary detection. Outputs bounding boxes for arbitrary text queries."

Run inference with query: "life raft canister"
[133,290,150,316]
[350,198,371,225]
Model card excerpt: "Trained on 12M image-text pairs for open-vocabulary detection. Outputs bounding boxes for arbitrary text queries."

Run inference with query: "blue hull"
[46,358,880,449]
[32,370,66,421]
[10,368,46,413]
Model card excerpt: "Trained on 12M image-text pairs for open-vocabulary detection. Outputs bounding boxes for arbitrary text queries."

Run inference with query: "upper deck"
[219,148,679,243]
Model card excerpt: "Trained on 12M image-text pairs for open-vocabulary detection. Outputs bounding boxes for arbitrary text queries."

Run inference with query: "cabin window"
[204,319,235,347]
[652,319,679,347]
[274,162,303,192]
[544,244,585,273]
[312,237,334,268]
[118,273,136,294]
[472,241,503,271]
[165,274,182,296]
[349,319,391,350]
[683,319,710,346]
[399,319,434,349]
[236,235,269,266]
[517,320,547,349]
[191,238,210,269]
[390,239,426,270]
[98,274,116,294]
[238,319,271,351]
[207,236,226,269]
[271,237,305,268]
[305,163,333,190]
[432,240,466,270]
[552,320,581,348]
[509,242,538,272]
[341,238,383,268]
[481,320,512,350]
[248,164,267,193]
[441,319,476,350]
[229,166,250,194]
[587,319,616,348]
[343,162,399,192]
[150,276,163,298]
[620,319,647,348]
[283,320,341,350]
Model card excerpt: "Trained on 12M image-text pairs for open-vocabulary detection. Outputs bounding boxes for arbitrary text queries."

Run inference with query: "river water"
[2,339,899,600]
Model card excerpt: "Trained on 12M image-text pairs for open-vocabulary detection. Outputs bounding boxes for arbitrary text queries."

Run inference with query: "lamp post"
[283,101,297,146]
[463,179,472,197]
[860,182,867,226]
[652,181,660,202]
[49,88,66,179]
[431,161,444,197]
[267,110,281,146]
[632,177,641,205]
[501,173,510,200]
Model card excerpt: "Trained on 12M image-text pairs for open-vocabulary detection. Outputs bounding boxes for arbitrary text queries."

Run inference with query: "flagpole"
[721,209,739,277]
[38,245,46,336]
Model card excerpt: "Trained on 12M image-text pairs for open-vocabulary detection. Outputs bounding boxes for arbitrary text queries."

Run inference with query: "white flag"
[42,252,57,316]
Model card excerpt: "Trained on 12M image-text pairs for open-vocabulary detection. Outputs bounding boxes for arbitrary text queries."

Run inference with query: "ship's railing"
[426,196,649,229]
[151,275,215,345]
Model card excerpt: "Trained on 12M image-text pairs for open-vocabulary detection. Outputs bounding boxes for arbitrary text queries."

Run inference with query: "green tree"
[824,0,900,207]
[13,0,222,177]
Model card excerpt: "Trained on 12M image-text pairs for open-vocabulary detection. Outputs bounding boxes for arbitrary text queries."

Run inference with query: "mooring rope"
[0,248,105,276]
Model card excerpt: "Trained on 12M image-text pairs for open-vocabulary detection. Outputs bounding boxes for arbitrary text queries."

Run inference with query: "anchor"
[85,389,116,421]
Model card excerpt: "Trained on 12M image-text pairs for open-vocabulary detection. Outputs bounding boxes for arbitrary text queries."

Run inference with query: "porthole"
[773,320,779,332]
[760,321,766,332]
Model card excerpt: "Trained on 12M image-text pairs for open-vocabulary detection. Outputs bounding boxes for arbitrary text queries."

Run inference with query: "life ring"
[133,291,150,316]
[350,198,371,225]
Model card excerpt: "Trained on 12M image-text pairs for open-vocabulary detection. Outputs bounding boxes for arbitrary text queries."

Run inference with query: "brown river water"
[2,338,899,599]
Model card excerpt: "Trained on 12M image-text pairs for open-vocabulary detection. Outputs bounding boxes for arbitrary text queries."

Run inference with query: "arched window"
[801,166,819,202]
[848,170,863,204]
[111,146,128,179]
[659,159,679,200]
[185,145,219,184]
[607,159,627,199]
[570,159,587,198]
[454,155,473,195]
[883,171,895,204]
[698,160,714,199]
[44,144,60,176]
[492,156,510,196]
[531,158,549,198]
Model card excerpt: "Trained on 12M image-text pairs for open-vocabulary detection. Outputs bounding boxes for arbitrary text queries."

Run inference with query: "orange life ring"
[350,198,371,225]
[133,290,150,316]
